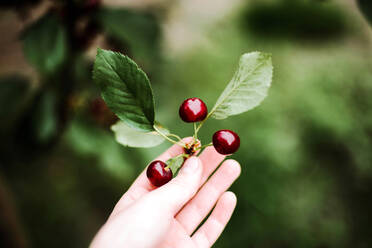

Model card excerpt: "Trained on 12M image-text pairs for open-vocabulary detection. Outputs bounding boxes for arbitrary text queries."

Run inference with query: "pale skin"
[90,137,241,248]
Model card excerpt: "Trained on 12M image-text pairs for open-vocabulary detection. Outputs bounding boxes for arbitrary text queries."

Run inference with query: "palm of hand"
[90,137,241,248]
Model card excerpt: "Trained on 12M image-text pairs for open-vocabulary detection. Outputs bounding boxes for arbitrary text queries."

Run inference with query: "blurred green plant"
[0,76,32,132]
[22,14,68,75]
[156,13,372,246]
[241,0,348,41]
[357,0,372,25]
[0,0,163,247]
[96,8,161,63]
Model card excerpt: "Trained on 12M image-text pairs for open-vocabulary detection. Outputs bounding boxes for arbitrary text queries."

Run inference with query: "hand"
[90,137,241,248]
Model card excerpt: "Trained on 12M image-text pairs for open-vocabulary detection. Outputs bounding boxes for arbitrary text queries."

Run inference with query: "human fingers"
[198,146,226,185]
[192,192,237,248]
[176,159,240,234]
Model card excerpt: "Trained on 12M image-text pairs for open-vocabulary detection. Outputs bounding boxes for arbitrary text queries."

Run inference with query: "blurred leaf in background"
[96,7,161,63]
[64,119,134,180]
[22,14,68,75]
[241,0,348,41]
[31,90,58,143]
[357,0,372,25]
[0,75,32,132]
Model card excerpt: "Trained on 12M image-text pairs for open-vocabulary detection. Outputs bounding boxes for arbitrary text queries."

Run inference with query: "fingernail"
[182,157,200,174]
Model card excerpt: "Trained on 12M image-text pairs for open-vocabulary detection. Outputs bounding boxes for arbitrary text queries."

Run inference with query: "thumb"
[150,156,203,213]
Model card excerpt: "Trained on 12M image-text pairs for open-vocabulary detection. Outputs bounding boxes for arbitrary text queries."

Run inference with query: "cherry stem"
[193,122,198,140]
[154,125,185,147]
[196,142,213,151]
[167,133,183,142]
[195,111,212,136]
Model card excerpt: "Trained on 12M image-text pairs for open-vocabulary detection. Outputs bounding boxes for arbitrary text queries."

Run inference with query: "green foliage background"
[1,0,372,247]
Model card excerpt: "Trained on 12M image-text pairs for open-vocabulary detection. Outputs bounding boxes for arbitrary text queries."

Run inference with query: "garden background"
[1,0,372,247]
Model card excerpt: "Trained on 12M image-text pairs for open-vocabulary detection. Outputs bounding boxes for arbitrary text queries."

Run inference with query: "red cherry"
[212,130,240,155]
[146,160,173,187]
[179,98,208,123]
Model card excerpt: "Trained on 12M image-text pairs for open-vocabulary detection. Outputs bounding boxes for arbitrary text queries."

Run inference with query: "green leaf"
[167,155,185,177]
[210,52,273,119]
[93,48,155,131]
[22,14,67,75]
[111,121,168,148]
